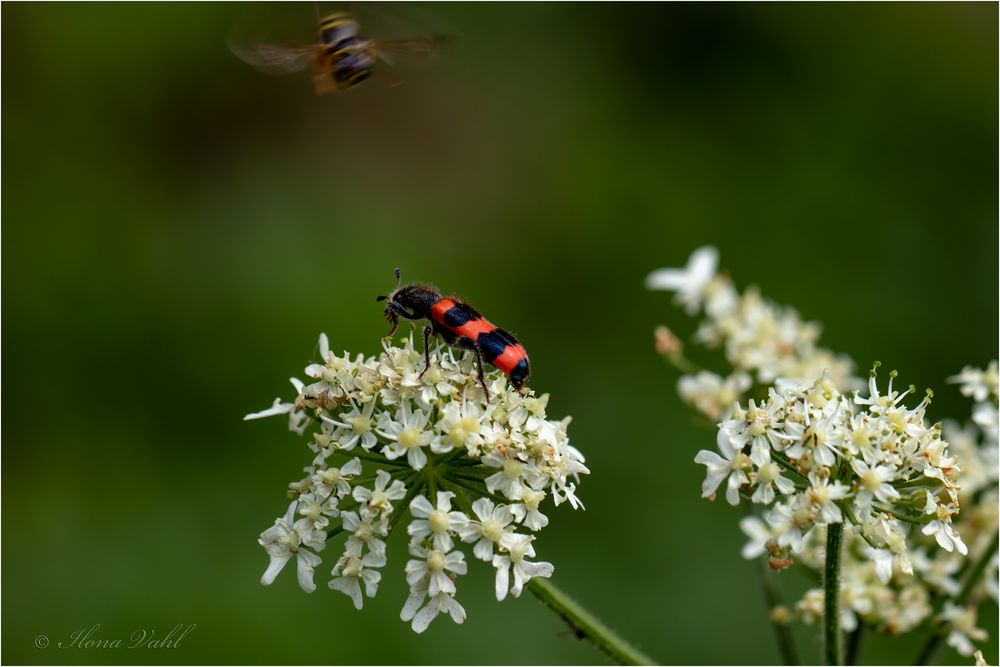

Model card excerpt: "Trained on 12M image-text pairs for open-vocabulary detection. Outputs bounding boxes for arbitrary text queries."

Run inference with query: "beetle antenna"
[376,295,387,302]
[394,267,401,289]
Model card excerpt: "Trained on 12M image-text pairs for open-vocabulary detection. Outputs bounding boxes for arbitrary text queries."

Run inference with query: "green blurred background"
[3,2,997,664]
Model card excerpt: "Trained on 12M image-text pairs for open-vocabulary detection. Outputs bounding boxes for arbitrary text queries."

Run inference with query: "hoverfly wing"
[370,36,454,70]
[230,42,319,76]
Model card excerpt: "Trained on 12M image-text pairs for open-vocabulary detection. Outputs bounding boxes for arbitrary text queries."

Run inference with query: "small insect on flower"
[376,268,530,401]
[230,11,451,95]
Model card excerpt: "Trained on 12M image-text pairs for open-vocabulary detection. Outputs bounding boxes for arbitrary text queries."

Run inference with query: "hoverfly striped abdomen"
[319,14,374,89]
[319,12,359,44]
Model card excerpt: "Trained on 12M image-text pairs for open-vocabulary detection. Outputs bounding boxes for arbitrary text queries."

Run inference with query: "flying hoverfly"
[231,10,451,95]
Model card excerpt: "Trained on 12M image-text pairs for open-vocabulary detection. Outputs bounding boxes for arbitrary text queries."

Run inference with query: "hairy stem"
[911,529,999,665]
[526,578,656,665]
[824,523,844,666]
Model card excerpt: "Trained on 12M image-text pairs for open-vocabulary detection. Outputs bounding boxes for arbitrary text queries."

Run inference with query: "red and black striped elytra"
[376,268,530,400]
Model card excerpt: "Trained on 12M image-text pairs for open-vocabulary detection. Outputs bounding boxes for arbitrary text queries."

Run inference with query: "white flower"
[400,579,467,633]
[376,401,437,470]
[322,400,378,451]
[694,427,752,505]
[328,550,386,609]
[781,398,846,468]
[751,457,796,505]
[850,459,899,507]
[407,492,469,552]
[509,485,550,531]
[405,544,467,597]
[973,402,999,445]
[295,491,340,532]
[949,362,998,403]
[805,473,850,524]
[352,469,406,516]
[921,491,968,555]
[940,603,988,657]
[459,498,517,561]
[313,457,362,499]
[492,533,553,600]
[765,499,809,552]
[739,516,773,559]
[244,377,309,435]
[436,398,486,455]
[482,451,533,499]
[910,548,961,595]
[646,245,719,315]
[342,508,388,558]
[258,502,326,593]
[678,370,752,421]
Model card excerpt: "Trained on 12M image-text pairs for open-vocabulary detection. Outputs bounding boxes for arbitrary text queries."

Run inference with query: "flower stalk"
[824,522,844,666]
[526,577,656,666]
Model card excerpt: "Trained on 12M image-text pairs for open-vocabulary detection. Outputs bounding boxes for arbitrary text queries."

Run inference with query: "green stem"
[872,504,930,525]
[526,578,656,665]
[386,479,426,536]
[335,448,410,468]
[755,554,800,665]
[438,479,476,515]
[837,502,879,549]
[824,523,844,666]
[845,623,865,666]
[443,475,509,505]
[911,529,999,665]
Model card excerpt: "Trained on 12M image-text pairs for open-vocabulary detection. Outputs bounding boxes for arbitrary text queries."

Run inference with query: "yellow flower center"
[350,415,371,433]
[299,501,322,521]
[342,556,362,578]
[426,550,446,573]
[809,484,830,505]
[508,541,529,563]
[861,469,882,492]
[354,522,373,541]
[429,509,449,534]
[757,463,780,485]
[522,489,544,511]
[279,532,301,552]
[369,490,388,510]
[398,427,422,449]
[887,412,906,430]
[481,519,503,543]
[503,459,524,479]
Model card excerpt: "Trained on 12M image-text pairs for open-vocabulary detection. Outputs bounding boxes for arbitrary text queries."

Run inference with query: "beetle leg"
[418,325,433,380]
[474,347,490,402]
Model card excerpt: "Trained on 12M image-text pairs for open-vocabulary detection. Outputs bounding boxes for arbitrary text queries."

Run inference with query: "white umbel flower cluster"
[247,333,587,633]
[647,245,859,421]
[651,247,998,656]
[698,367,966,563]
